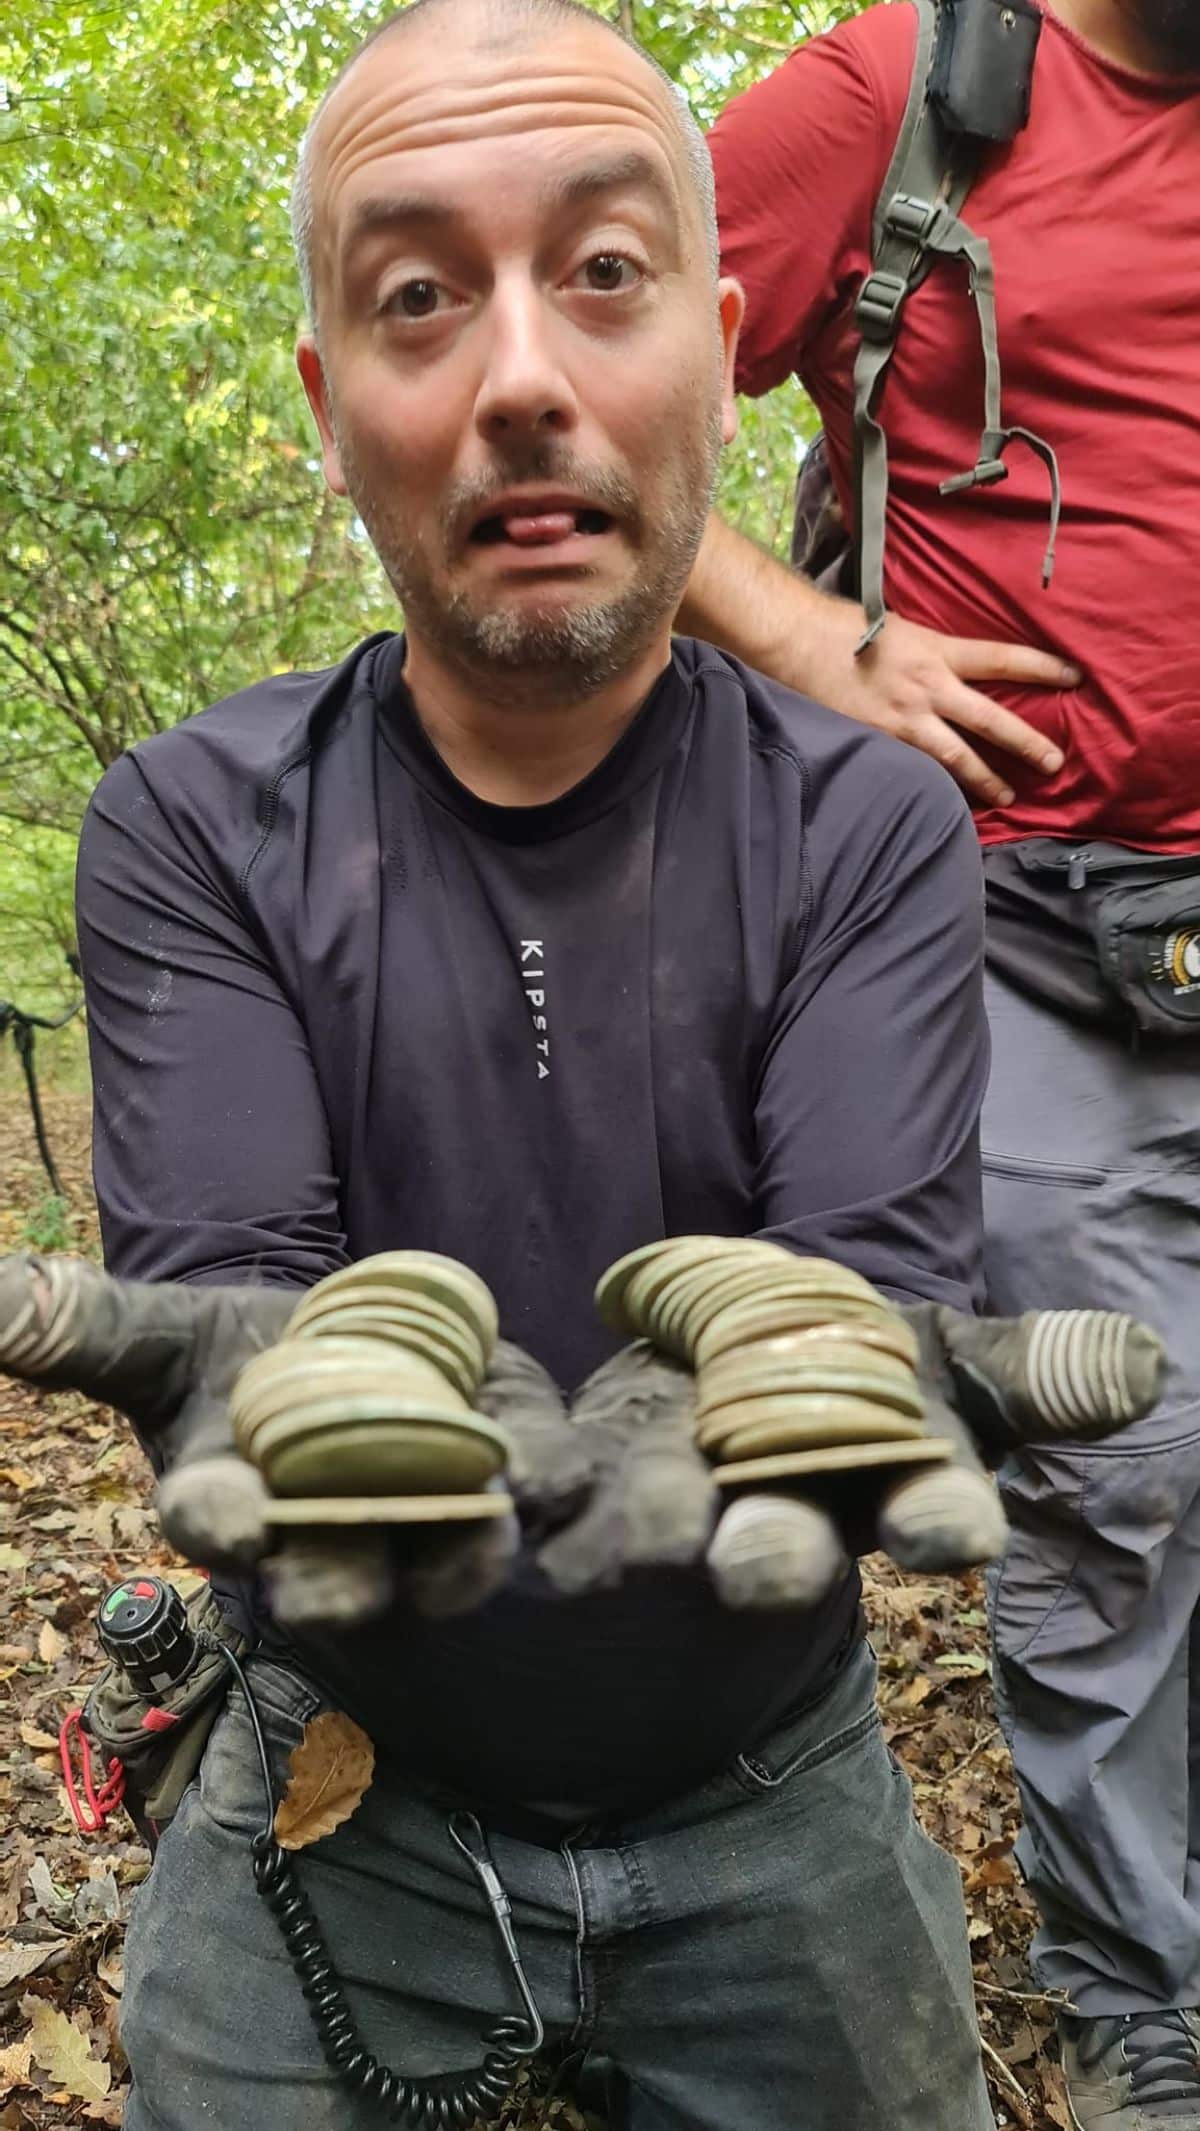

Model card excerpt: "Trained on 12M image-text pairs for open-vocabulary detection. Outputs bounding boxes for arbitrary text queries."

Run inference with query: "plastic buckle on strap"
[884,192,945,246]
[941,457,1009,495]
[855,270,910,343]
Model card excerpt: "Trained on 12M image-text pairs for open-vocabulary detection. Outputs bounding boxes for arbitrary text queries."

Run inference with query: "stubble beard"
[1129,0,1200,69]
[330,410,724,706]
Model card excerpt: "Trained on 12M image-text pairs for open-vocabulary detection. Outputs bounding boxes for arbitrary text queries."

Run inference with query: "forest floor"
[0,1081,1075,2128]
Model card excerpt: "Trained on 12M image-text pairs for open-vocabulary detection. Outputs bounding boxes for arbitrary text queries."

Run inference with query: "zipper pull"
[1068,850,1089,892]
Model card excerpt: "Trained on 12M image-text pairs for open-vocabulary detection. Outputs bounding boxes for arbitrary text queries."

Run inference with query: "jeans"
[120,1638,993,2131]
[983,963,1200,2014]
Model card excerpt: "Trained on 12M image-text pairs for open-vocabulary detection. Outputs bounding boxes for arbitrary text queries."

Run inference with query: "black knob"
[96,1577,196,1699]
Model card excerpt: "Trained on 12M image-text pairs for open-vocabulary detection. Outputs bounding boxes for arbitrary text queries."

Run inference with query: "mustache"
[441,448,642,548]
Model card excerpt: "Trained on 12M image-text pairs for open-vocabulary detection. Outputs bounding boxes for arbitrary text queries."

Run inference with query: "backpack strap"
[851,0,1060,652]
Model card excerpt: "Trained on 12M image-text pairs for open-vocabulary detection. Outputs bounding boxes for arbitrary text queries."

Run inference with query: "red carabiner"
[59,1709,126,1835]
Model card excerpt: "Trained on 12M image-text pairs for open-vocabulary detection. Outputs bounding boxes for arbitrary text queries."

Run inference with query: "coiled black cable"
[215,1644,545,2126]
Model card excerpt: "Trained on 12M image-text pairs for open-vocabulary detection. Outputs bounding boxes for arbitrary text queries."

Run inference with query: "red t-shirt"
[709,1,1200,850]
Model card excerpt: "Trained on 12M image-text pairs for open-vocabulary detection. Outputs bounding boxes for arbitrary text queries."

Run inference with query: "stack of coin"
[229,1252,513,1521]
[596,1236,951,1492]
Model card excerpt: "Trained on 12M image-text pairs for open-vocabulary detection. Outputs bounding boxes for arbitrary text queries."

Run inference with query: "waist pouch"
[984,840,1200,1041]
[83,1580,244,1829]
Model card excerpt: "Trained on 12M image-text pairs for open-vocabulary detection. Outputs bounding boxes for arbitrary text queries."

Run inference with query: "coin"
[230,1342,470,1442]
[241,1393,507,1461]
[265,1494,514,1526]
[234,1392,496,1466]
[595,1237,750,1333]
[708,1407,927,1461]
[710,1439,954,1488]
[697,1358,924,1421]
[293,1252,498,1350]
[288,1305,484,1399]
[695,1393,926,1455]
[263,1418,508,1498]
[288,1281,487,1349]
[696,1308,917,1370]
[683,1271,888,1355]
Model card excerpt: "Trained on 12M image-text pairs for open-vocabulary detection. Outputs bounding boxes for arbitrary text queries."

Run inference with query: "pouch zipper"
[982,1149,1109,1188]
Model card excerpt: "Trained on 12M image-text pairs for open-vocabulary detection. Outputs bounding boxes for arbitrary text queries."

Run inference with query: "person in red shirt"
[681,3,1200,2126]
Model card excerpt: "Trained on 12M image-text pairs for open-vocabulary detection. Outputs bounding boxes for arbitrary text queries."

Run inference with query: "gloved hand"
[0,1253,295,1568]
[548,1300,1164,1610]
[0,1252,1166,1621]
[875,1300,1165,1577]
[0,1256,588,1628]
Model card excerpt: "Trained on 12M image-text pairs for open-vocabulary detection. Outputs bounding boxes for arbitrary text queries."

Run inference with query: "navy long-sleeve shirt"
[77,634,987,1810]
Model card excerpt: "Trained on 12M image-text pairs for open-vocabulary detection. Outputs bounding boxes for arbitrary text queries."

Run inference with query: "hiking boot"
[1060,2009,1200,2127]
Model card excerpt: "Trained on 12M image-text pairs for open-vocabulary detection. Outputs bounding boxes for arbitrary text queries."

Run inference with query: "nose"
[473,276,580,444]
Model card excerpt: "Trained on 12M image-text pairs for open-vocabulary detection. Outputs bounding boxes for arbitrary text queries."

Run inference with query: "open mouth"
[469,505,615,549]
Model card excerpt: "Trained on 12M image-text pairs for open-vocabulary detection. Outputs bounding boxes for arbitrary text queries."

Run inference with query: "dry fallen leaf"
[28,1855,75,1930]
[24,1996,112,2101]
[273,1710,374,1852]
[38,1620,67,1665]
[19,1720,59,1751]
[0,1937,68,1989]
[0,2037,34,2089]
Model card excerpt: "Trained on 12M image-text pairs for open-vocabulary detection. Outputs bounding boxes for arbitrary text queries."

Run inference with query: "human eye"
[570,250,646,296]
[379,276,457,321]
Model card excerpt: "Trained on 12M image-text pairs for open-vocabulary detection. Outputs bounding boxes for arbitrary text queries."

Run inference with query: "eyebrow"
[342,148,682,260]
[540,149,682,224]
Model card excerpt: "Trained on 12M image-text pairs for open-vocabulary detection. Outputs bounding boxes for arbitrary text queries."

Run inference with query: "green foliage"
[1,0,866,999]
[19,1192,73,1254]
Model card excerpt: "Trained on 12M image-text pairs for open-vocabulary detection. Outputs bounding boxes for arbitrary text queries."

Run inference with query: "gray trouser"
[119,1640,993,2131]
[983,964,1200,2016]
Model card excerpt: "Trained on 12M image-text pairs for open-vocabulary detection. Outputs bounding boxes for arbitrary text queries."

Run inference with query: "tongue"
[502,511,578,546]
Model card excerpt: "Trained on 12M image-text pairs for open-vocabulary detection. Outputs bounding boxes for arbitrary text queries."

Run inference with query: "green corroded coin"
[711,1439,953,1490]
[288,1304,482,1392]
[697,1346,922,1419]
[265,1494,515,1526]
[294,1252,498,1352]
[696,1310,917,1370]
[243,1392,508,1460]
[696,1392,926,1455]
[230,1340,470,1445]
[683,1278,886,1360]
[707,1408,926,1462]
[263,1417,508,1498]
[236,1393,492,1469]
[595,1238,734,1335]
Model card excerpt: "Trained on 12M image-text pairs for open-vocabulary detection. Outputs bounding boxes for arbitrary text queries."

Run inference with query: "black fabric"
[984,840,1200,1039]
[77,634,987,1811]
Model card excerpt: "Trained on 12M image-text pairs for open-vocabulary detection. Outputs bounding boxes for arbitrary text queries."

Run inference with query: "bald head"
[289,0,718,330]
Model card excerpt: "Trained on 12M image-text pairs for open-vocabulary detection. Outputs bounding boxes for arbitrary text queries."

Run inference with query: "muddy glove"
[587,1239,1166,1609]
[280,1339,591,1626]
[719,1297,1165,1602]
[0,1256,588,1628]
[519,1340,859,1607]
[0,1253,294,1568]
[874,1302,1165,1573]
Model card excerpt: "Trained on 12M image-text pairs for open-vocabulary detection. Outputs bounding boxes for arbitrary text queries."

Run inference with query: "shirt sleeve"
[708,8,915,399]
[76,749,350,1289]
[752,740,988,1312]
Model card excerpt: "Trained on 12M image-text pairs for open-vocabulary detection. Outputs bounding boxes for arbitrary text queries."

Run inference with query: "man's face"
[1127,0,1200,69]
[297,10,742,696]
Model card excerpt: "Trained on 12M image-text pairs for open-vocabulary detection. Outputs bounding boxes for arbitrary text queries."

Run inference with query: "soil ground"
[0,1076,1074,2127]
